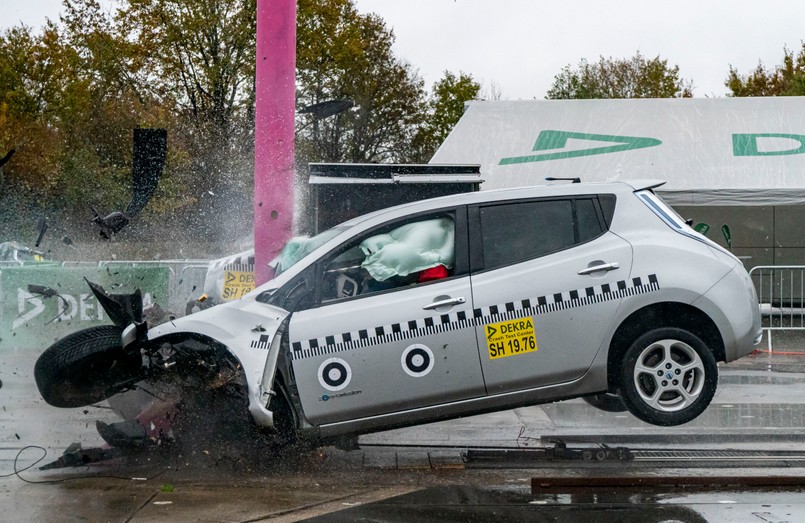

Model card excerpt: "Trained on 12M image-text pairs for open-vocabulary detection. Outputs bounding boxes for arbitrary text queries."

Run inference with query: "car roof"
[337,179,665,228]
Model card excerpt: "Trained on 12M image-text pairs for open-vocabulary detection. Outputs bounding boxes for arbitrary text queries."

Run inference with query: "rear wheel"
[618,327,717,426]
[34,325,144,408]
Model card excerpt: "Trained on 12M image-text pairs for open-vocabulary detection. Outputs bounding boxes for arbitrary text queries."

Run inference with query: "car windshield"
[273,226,347,277]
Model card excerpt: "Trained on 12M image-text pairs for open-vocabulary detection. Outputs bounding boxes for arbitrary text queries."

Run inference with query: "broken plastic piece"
[39,442,120,470]
[90,205,130,239]
[0,149,15,168]
[27,284,61,299]
[35,216,48,247]
[86,279,144,327]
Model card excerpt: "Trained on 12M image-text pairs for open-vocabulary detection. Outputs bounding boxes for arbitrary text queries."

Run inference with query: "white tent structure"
[431,97,805,206]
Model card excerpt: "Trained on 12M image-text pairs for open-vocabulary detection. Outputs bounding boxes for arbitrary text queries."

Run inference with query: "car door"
[287,206,485,426]
[469,196,635,395]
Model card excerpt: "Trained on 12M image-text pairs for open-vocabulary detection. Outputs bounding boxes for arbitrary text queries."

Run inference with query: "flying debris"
[90,205,130,240]
[35,216,48,247]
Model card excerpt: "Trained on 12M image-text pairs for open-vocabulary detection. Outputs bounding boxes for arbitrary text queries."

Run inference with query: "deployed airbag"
[360,218,454,282]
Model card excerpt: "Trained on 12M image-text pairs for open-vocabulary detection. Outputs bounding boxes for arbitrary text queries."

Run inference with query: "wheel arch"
[606,302,725,391]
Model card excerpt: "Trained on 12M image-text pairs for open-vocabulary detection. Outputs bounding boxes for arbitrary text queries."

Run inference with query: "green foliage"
[546,52,693,99]
[726,43,805,96]
[0,0,485,246]
[410,71,480,163]
[296,0,427,164]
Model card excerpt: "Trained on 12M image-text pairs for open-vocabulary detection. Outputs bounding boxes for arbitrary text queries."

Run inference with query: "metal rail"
[749,265,805,351]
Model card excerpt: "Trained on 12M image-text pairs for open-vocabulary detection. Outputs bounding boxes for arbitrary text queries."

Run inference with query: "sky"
[6,0,805,99]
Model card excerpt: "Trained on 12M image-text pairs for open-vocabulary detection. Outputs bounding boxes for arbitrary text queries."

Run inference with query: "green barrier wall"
[0,266,169,350]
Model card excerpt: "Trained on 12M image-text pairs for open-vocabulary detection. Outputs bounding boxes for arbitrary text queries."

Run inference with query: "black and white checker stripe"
[225,262,254,273]
[250,334,270,349]
[290,274,659,361]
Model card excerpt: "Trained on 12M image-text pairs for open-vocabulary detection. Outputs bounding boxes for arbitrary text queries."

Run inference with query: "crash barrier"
[749,265,805,351]
[0,264,171,350]
[96,260,211,314]
[0,260,210,351]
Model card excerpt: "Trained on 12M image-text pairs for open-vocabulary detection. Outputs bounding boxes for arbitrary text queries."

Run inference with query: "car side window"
[478,198,605,271]
[576,197,604,244]
[318,213,457,303]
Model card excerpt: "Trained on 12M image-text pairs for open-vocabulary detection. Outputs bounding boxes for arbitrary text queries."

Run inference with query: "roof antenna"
[545,177,581,184]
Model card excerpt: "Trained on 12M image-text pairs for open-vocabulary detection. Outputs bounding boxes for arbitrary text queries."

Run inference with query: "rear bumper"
[694,264,761,361]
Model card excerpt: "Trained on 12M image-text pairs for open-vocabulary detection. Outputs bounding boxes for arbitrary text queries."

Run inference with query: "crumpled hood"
[149,296,287,343]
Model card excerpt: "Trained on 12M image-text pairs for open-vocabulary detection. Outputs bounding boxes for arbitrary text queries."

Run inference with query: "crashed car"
[34,180,762,451]
[0,241,48,263]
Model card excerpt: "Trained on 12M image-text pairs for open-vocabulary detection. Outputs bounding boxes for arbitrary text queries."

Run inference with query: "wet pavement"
[3,348,805,521]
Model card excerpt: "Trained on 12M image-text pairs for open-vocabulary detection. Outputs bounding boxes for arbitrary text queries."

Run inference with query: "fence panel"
[749,265,805,351]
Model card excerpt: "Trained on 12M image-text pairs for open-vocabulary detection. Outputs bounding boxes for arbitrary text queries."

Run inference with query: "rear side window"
[478,198,606,271]
[576,198,602,244]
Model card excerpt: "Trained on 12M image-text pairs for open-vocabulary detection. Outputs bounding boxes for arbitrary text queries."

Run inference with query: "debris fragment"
[35,217,48,247]
[0,149,15,168]
[90,205,130,239]
[27,284,62,300]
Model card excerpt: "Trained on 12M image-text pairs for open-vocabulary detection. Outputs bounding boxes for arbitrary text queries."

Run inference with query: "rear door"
[469,196,636,394]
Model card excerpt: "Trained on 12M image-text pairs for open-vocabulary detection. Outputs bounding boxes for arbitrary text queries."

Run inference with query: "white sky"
[6,0,805,98]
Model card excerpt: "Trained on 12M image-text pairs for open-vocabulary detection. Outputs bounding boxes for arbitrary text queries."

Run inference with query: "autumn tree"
[0,23,69,197]
[113,0,257,232]
[726,43,805,96]
[546,52,693,99]
[409,71,481,163]
[1,0,487,246]
[295,0,427,164]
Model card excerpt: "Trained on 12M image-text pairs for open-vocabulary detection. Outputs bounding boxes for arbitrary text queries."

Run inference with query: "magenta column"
[254,0,296,285]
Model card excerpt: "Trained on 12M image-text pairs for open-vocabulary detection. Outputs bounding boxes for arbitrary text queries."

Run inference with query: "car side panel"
[470,232,634,393]
[289,276,485,426]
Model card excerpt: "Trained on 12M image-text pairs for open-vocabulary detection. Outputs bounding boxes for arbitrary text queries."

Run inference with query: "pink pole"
[254,0,296,285]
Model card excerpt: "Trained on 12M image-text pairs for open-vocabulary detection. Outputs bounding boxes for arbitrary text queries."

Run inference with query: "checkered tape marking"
[290,274,659,361]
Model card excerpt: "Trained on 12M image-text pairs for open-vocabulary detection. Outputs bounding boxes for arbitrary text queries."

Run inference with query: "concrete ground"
[3,348,805,521]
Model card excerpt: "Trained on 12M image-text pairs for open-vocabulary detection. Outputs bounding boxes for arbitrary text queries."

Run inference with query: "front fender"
[147,297,290,427]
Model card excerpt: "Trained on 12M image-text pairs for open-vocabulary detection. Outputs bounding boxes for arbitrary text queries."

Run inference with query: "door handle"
[422,296,466,310]
[577,262,620,275]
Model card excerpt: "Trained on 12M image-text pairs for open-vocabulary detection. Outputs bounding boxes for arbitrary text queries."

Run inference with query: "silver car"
[35,180,762,450]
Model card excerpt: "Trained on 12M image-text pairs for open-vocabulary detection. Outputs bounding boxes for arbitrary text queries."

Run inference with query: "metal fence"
[1,259,211,316]
[97,260,211,314]
[749,265,805,351]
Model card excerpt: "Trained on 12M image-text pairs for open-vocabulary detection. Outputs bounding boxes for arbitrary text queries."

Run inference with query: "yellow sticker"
[485,317,538,360]
[222,270,255,301]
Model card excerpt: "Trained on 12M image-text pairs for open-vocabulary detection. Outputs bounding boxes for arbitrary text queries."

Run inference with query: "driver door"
[287,207,485,426]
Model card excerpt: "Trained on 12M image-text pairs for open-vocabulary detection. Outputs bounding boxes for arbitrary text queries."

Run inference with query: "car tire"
[618,327,717,426]
[582,392,628,413]
[34,325,144,408]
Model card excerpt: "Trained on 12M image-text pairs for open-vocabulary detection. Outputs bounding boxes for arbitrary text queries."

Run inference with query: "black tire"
[34,325,144,408]
[582,392,628,413]
[618,327,718,426]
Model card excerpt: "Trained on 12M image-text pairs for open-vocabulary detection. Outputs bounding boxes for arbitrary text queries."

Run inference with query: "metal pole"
[254,0,297,285]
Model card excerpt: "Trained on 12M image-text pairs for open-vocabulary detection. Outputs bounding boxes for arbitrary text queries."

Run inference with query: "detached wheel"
[582,392,627,413]
[34,325,144,408]
[618,327,717,426]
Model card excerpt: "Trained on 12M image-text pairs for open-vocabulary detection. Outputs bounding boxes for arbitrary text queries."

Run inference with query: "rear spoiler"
[625,179,667,191]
